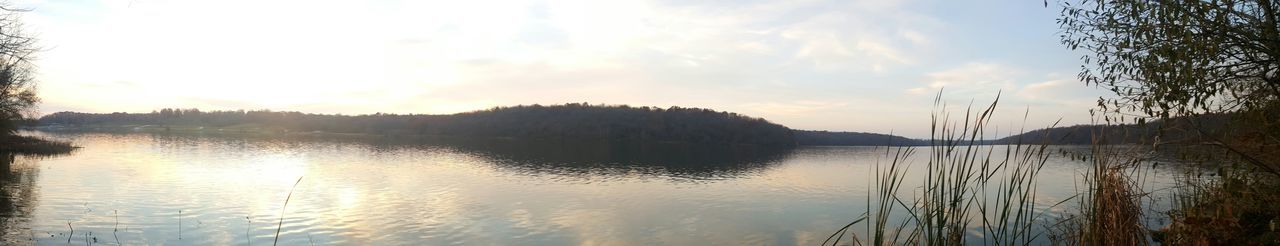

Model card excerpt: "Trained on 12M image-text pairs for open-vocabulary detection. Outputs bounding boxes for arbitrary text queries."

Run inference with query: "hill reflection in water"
[432,138,792,180]
[0,130,1191,245]
[33,130,793,180]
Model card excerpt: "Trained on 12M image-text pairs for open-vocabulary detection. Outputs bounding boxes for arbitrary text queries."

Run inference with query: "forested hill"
[993,124,1152,145]
[794,130,928,146]
[994,113,1236,145]
[36,104,799,148]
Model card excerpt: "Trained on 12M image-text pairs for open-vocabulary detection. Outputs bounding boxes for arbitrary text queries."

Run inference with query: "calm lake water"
[0,131,1185,245]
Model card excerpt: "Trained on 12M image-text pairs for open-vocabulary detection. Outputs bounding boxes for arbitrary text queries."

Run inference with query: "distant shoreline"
[26,125,1112,147]
[30,104,1183,147]
[24,124,785,148]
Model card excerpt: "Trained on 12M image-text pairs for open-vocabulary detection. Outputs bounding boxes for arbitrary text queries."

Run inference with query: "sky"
[13,0,1108,138]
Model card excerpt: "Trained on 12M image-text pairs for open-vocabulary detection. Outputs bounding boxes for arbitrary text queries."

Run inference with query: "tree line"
[38,103,802,148]
[794,130,928,146]
[994,112,1245,145]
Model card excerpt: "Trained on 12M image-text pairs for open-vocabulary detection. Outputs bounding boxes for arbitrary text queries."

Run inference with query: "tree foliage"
[1060,0,1280,175]
[994,113,1236,144]
[0,6,35,134]
[794,130,927,146]
[1060,0,1280,119]
[1060,4,1280,241]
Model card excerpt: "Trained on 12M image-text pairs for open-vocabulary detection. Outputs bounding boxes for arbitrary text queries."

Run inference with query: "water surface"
[0,131,1183,245]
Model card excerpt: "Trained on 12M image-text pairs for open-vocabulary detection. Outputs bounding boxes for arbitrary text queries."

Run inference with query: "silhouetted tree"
[794,130,927,146]
[0,6,36,134]
[1061,0,1280,118]
[38,104,801,148]
[1060,0,1280,174]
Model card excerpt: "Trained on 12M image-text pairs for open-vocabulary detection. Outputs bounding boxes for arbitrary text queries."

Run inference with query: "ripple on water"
[2,132,1188,245]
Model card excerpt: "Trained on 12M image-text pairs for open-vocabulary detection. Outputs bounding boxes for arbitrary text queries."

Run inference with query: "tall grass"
[823,145,914,245]
[1045,118,1280,245]
[0,135,75,155]
[1158,159,1280,244]
[1048,142,1149,245]
[274,176,304,246]
[826,92,1066,245]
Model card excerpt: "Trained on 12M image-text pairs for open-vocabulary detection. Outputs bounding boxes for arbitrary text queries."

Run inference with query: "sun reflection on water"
[0,132,1184,245]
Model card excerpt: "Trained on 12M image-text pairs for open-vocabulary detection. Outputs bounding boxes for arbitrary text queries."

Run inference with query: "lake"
[0,131,1185,245]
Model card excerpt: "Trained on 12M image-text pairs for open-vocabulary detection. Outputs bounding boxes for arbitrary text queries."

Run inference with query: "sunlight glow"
[19,0,1101,136]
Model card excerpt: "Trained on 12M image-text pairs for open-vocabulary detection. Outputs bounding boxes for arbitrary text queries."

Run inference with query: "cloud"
[898,29,930,46]
[775,4,933,72]
[16,0,1104,137]
[1016,77,1103,106]
[20,0,946,133]
[1018,79,1068,100]
[908,62,1020,96]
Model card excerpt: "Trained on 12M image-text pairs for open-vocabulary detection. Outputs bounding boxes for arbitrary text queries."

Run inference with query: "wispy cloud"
[909,62,1020,97]
[19,0,1106,136]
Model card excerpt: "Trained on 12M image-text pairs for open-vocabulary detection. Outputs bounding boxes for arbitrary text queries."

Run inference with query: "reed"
[274,176,304,246]
[114,210,121,245]
[826,91,1066,245]
[0,135,75,155]
[1157,160,1280,244]
[1048,142,1149,246]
